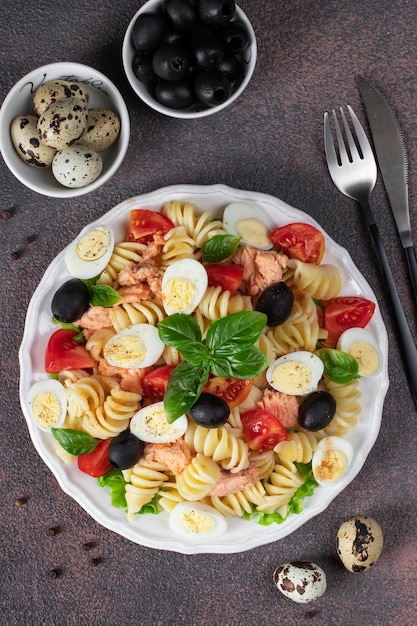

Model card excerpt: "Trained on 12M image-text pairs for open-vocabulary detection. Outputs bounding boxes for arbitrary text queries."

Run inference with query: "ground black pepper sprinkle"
[15,497,27,506]
[2,209,12,219]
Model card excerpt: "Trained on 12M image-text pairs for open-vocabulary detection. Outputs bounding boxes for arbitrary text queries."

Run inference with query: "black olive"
[132,52,159,84]
[189,392,230,427]
[194,70,231,106]
[298,391,337,432]
[162,30,186,46]
[51,278,90,323]
[108,430,145,470]
[218,22,250,53]
[218,54,242,82]
[198,0,236,27]
[163,0,201,33]
[131,13,167,52]
[255,282,294,327]
[155,78,196,109]
[152,44,191,81]
[189,33,225,69]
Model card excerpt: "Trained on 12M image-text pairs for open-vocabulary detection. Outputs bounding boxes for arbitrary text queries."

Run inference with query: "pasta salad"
[27,197,382,543]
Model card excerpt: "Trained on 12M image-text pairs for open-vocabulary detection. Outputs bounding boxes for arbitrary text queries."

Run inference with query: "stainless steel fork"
[324,105,417,407]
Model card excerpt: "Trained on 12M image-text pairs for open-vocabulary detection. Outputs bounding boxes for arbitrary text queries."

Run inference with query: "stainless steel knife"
[358,76,417,304]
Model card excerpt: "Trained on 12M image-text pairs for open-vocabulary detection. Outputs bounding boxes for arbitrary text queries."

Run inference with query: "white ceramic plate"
[19,184,389,554]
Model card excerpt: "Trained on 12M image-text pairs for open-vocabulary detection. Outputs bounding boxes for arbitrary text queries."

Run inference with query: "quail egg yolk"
[235,217,271,248]
[271,361,312,394]
[346,340,379,376]
[141,404,171,437]
[179,509,216,534]
[163,277,195,312]
[76,226,110,261]
[32,390,62,428]
[314,447,348,484]
[104,335,146,368]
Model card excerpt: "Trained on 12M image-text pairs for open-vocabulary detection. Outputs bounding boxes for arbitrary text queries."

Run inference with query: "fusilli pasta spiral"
[184,421,249,473]
[124,459,170,521]
[284,259,342,300]
[176,453,221,501]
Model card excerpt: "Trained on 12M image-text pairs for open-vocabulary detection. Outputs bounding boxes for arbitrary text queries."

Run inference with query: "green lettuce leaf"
[98,469,127,509]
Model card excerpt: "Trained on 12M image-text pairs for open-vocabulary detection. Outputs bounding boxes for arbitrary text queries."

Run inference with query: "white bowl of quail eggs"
[0,62,130,197]
[122,0,257,119]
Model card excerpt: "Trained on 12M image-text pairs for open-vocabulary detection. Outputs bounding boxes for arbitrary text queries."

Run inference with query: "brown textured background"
[1,1,417,625]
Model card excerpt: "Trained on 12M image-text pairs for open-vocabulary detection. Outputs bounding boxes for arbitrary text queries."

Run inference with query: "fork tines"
[325,106,368,166]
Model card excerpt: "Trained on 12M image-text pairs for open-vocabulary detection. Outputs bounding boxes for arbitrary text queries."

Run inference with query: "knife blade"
[358,76,417,304]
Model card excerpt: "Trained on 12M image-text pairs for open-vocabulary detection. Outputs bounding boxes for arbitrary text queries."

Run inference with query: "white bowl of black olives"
[122,0,257,118]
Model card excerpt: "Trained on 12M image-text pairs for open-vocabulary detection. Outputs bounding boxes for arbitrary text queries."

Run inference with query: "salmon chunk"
[232,247,288,297]
[257,389,299,428]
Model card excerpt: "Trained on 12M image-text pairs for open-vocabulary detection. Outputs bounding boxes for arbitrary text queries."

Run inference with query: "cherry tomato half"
[241,408,288,452]
[203,377,253,408]
[77,438,113,477]
[270,222,325,264]
[126,209,175,244]
[205,263,244,296]
[142,365,175,401]
[323,296,376,345]
[44,329,96,373]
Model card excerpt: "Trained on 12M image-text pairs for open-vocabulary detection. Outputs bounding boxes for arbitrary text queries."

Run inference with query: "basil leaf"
[158,313,202,346]
[164,361,209,423]
[51,428,99,456]
[206,311,267,353]
[81,275,101,288]
[201,234,241,263]
[176,341,210,366]
[89,284,122,307]
[211,346,269,378]
[315,348,360,384]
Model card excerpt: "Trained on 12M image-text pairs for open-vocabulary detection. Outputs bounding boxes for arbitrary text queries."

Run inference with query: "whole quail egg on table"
[1,0,417,625]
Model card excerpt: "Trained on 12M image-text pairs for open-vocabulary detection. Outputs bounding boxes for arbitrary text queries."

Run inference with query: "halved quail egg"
[65,225,114,279]
[337,328,382,377]
[312,436,354,485]
[162,258,208,315]
[266,351,324,395]
[222,202,274,250]
[130,401,188,443]
[103,324,165,369]
[28,379,67,431]
[169,502,227,541]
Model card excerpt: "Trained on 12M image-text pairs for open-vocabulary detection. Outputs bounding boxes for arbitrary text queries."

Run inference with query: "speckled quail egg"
[312,436,354,485]
[162,258,208,315]
[273,561,327,603]
[266,351,324,395]
[337,328,382,377]
[10,115,56,167]
[337,515,383,573]
[65,224,114,279]
[222,202,274,250]
[169,502,227,541]
[37,97,88,150]
[130,401,188,443]
[78,108,121,152]
[103,324,165,369]
[33,79,90,115]
[28,379,67,431]
[52,145,103,188]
